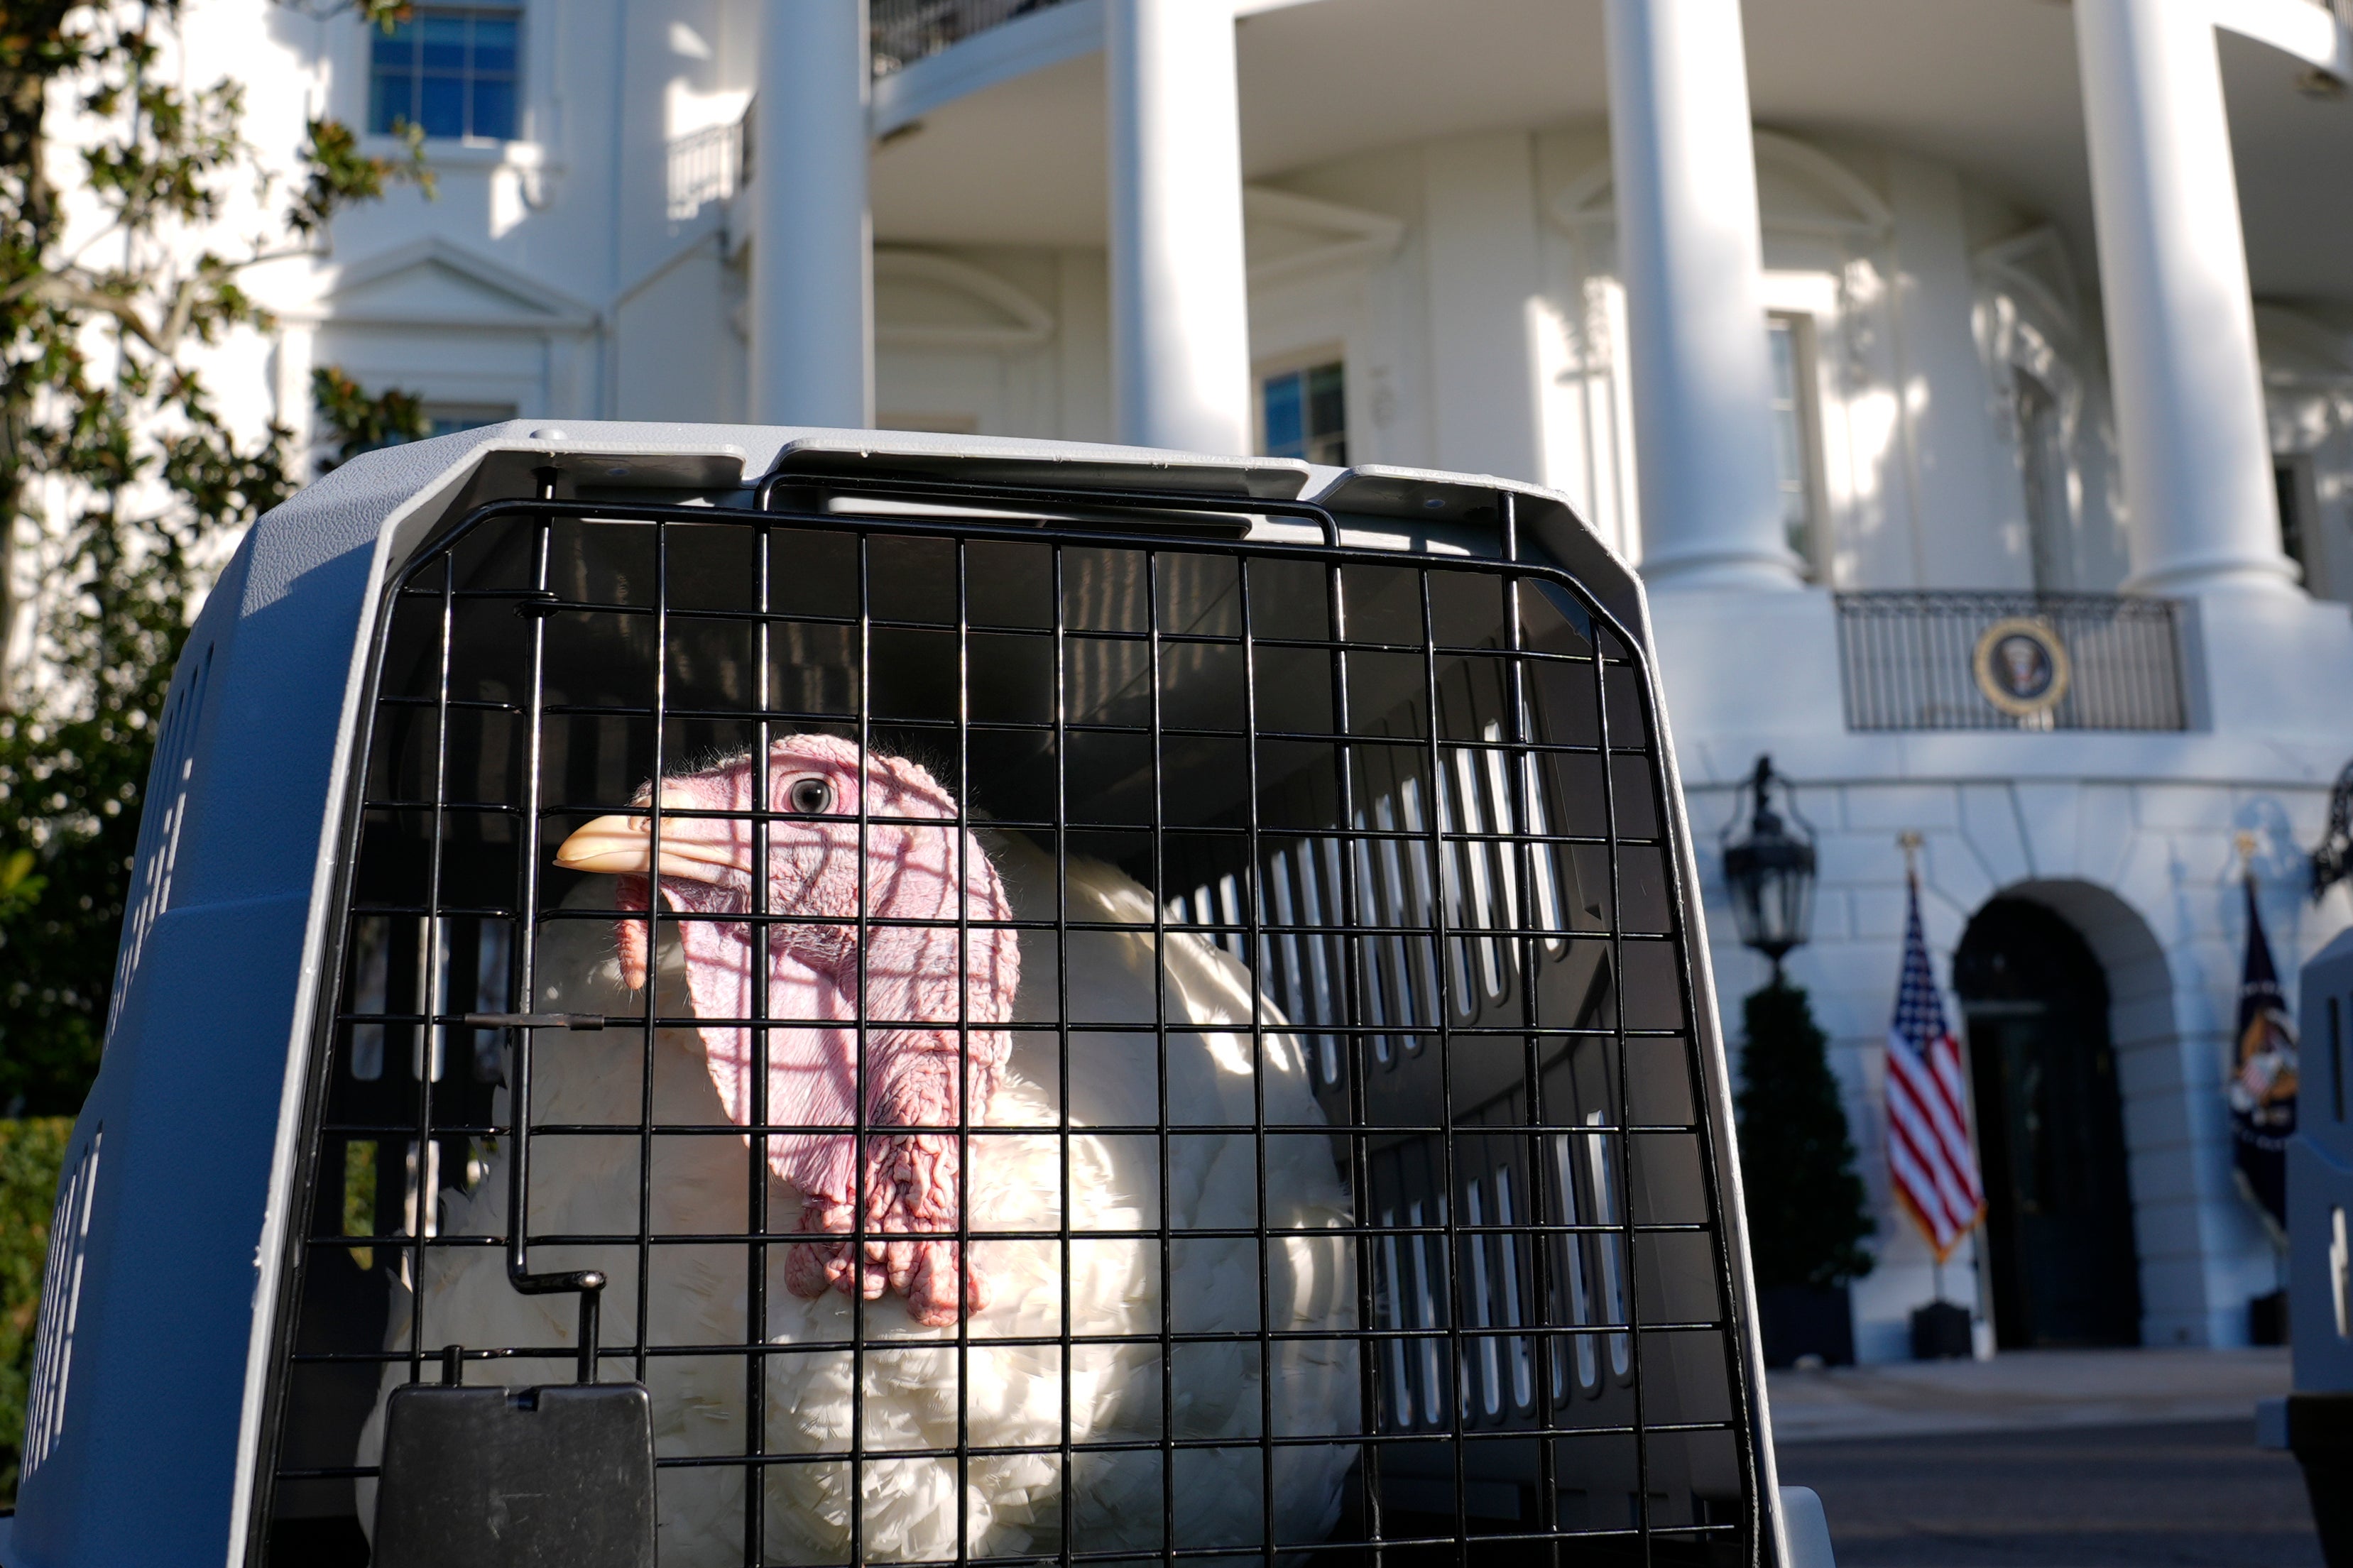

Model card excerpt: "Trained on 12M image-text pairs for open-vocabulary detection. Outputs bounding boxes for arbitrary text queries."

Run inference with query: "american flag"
[1886,874,1985,1261]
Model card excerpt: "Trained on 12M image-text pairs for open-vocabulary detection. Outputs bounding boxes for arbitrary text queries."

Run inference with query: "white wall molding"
[2256,302,2353,387]
[1973,226,2084,348]
[2209,0,2352,76]
[872,0,1106,140]
[870,0,1340,141]
[1548,131,1894,242]
[306,236,599,331]
[1243,186,1406,289]
[874,250,1057,351]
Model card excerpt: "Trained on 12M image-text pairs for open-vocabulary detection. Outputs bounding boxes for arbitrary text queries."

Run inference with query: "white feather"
[359,837,1357,1563]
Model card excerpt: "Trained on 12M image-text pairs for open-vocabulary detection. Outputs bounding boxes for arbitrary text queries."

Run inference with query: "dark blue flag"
[2228,875,2298,1239]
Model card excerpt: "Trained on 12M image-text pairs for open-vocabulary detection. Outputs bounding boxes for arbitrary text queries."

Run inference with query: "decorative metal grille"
[1834,591,2187,733]
[870,0,1075,75]
[258,474,1754,1566]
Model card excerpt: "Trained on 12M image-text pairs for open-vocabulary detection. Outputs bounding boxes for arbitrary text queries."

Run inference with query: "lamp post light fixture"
[1723,754,1818,982]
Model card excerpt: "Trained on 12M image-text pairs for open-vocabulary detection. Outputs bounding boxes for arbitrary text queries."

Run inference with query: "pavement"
[1766,1346,2293,1444]
[1767,1352,2315,1568]
[1778,1419,2320,1567]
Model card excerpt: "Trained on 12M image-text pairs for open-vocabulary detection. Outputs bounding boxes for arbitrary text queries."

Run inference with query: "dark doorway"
[1953,898,2141,1347]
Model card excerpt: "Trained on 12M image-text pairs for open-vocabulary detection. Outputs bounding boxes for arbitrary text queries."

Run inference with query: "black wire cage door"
[258,478,1756,1568]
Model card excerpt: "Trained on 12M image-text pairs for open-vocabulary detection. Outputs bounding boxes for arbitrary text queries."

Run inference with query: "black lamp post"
[1722,755,1817,983]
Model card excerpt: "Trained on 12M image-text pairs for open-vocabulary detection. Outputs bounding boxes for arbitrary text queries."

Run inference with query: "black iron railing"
[1835,591,2188,732]
[870,0,1076,75]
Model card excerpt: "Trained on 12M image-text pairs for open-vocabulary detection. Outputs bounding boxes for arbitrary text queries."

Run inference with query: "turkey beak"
[555,794,743,882]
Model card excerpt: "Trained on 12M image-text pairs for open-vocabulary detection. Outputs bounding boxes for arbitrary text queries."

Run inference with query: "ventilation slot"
[22,1129,104,1481]
[107,645,213,1042]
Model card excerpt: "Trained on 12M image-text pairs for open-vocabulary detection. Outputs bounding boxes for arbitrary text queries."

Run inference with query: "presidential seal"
[1972,617,2071,718]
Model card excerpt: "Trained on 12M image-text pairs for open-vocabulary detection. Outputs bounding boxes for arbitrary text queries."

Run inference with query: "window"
[423,402,516,437]
[1260,361,1347,466]
[369,8,520,143]
[877,412,982,435]
[1767,315,1822,576]
[2016,369,2072,592]
[2276,458,2315,588]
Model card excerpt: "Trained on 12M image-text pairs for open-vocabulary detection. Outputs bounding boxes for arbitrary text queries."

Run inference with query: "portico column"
[2076,0,2295,595]
[750,0,873,428]
[1604,0,1801,591]
[1105,0,1252,454]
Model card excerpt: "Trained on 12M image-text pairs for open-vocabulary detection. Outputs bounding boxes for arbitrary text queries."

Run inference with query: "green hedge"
[1734,980,1875,1290]
[1,1117,72,1509]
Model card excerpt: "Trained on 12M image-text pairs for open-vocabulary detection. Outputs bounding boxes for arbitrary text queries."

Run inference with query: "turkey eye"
[788,778,833,816]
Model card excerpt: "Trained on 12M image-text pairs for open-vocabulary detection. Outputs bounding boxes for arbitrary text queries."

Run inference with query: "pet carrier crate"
[2,424,1833,1568]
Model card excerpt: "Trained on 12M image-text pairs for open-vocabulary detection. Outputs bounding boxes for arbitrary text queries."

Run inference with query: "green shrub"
[1735,980,1875,1290]
[0,1117,72,1507]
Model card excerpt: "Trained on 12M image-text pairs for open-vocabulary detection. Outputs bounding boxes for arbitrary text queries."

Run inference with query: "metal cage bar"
[256,481,1757,1568]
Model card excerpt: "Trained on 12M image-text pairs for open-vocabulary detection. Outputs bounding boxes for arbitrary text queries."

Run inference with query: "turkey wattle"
[356,738,1358,1564]
[556,733,1019,1327]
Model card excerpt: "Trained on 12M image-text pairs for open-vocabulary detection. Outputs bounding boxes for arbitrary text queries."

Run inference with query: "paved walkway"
[1767,1347,2293,1444]
[1777,1419,2320,1567]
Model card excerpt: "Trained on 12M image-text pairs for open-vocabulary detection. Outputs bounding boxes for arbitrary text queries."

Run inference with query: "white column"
[1605,0,1800,591]
[750,0,873,429]
[1105,0,1252,455]
[2076,0,2294,596]
[1423,135,1547,484]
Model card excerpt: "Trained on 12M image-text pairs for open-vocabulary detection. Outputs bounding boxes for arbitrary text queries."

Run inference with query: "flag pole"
[1888,831,1987,1355]
[1898,832,1945,1304]
[2230,827,2287,1269]
[2246,843,2283,1298]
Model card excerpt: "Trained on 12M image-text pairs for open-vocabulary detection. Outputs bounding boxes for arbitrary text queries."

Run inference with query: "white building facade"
[105,0,2353,1361]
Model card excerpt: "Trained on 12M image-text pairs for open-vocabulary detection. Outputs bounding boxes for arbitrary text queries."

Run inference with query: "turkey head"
[556,734,1019,1327]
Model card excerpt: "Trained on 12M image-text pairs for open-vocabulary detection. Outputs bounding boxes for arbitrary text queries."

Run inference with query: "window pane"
[425,405,518,437]
[368,70,410,135]
[371,23,415,67]
[2276,461,2310,577]
[1306,363,1345,439]
[419,73,466,138]
[1767,319,1812,564]
[471,77,516,141]
[420,13,468,70]
[2017,370,2070,591]
[473,16,519,74]
[378,9,523,143]
[1262,372,1305,459]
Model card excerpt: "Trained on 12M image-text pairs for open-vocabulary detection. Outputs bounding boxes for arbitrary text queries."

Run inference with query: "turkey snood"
[556,735,1018,1327]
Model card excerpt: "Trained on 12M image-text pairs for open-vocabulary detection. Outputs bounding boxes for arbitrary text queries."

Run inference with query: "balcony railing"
[665,115,748,221]
[1834,591,2188,733]
[871,0,1076,75]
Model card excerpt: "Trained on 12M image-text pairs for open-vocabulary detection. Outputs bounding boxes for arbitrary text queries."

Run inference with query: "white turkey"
[357,735,1360,1564]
